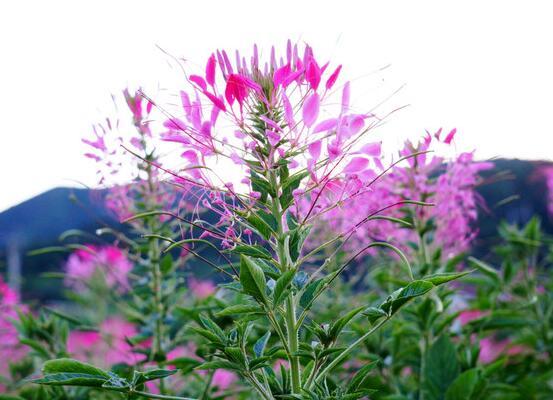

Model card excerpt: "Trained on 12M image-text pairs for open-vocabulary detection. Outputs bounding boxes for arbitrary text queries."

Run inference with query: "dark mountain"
[1,159,552,301]
[0,188,121,301]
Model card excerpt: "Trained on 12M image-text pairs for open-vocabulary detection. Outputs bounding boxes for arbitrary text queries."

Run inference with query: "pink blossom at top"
[65,245,133,293]
[156,41,388,248]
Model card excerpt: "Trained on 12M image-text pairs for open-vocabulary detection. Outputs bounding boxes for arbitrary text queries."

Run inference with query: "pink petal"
[203,91,227,112]
[282,92,295,128]
[273,63,291,88]
[360,142,381,157]
[303,92,320,128]
[305,57,321,91]
[206,54,216,86]
[344,157,369,174]
[444,128,457,144]
[189,75,207,91]
[308,140,322,160]
[325,65,342,90]
[313,118,338,134]
[341,81,350,113]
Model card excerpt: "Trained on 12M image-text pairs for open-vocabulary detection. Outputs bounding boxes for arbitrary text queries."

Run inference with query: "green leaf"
[231,244,273,260]
[273,269,296,306]
[445,368,483,400]
[195,360,240,371]
[132,369,178,385]
[199,315,226,341]
[216,304,263,317]
[254,331,271,357]
[423,271,471,286]
[347,361,379,392]
[299,278,326,309]
[288,226,311,262]
[329,306,366,339]
[245,213,274,240]
[380,280,435,315]
[363,307,388,324]
[34,358,110,388]
[468,257,501,284]
[423,335,460,400]
[240,255,268,303]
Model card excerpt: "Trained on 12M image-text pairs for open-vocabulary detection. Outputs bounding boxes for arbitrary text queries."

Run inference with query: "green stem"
[314,317,390,385]
[285,295,301,393]
[268,167,302,394]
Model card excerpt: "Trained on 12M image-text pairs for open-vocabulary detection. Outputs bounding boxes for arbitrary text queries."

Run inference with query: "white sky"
[1,0,552,212]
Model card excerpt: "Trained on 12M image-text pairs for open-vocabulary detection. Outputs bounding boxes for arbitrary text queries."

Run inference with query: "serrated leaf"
[363,307,388,324]
[329,306,366,339]
[300,278,326,309]
[240,255,268,303]
[231,244,273,260]
[195,360,240,371]
[348,361,379,392]
[381,280,434,315]
[423,271,471,286]
[423,335,460,400]
[273,269,296,306]
[468,257,500,284]
[254,331,271,358]
[445,368,483,400]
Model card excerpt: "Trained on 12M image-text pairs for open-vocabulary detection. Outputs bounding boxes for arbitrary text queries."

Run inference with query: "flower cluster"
[311,130,493,259]
[160,41,384,247]
[83,89,178,221]
[64,245,133,292]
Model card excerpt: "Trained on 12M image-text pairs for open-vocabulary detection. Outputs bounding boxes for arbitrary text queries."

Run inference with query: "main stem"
[270,172,301,394]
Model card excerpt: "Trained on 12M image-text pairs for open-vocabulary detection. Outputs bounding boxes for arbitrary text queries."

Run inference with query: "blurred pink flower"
[458,309,489,325]
[68,317,145,368]
[65,245,132,293]
[0,277,28,382]
[478,337,526,364]
[189,278,216,299]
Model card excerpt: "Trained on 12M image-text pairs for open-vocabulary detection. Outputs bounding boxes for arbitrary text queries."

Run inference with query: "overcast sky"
[1,0,552,212]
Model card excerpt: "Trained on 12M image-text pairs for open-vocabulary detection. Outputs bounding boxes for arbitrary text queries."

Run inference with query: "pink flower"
[0,277,27,381]
[65,245,132,293]
[212,369,237,390]
[458,309,488,325]
[189,278,216,299]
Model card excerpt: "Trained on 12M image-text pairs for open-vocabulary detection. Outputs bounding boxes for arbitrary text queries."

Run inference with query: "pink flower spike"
[189,75,207,91]
[444,128,457,144]
[206,54,217,86]
[344,157,369,174]
[325,65,342,90]
[313,118,338,134]
[303,92,320,128]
